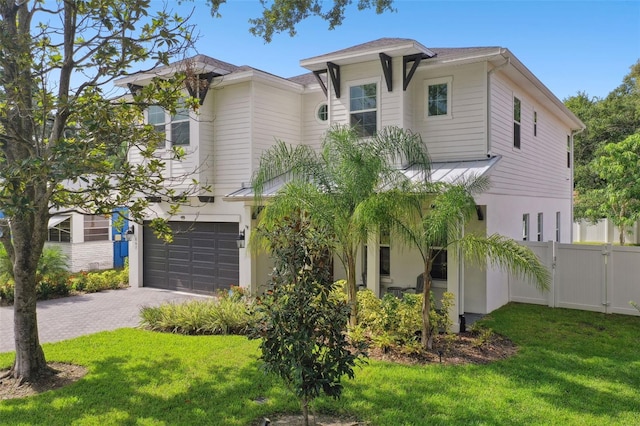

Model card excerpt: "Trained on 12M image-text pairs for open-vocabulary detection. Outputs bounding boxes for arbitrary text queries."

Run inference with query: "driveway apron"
[0,287,204,354]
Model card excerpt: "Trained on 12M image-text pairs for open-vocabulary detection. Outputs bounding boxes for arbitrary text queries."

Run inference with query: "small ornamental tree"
[251,213,363,426]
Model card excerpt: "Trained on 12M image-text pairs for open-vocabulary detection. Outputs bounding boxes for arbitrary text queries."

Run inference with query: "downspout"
[486,51,510,157]
[569,127,585,243]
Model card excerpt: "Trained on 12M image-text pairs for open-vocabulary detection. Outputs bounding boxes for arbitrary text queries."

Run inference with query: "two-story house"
[117,38,584,327]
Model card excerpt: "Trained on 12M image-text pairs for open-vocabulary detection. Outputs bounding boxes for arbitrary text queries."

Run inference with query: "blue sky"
[162,0,640,102]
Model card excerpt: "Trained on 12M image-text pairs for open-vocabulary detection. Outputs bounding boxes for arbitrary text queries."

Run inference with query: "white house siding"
[250,81,302,171]
[192,92,216,192]
[302,90,330,149]
[46,241,113,272]
[410,62,487,161]
[328,60,403,130]
[211,82,252,196]
[488,72,572,199]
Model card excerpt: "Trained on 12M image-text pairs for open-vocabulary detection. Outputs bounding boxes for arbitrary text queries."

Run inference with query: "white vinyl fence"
[510,242,640,316]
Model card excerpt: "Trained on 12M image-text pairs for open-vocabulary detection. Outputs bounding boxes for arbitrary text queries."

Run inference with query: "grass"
[1,303,639,425]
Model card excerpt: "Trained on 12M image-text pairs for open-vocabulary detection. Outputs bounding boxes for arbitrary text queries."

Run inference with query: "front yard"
[1,303,639,425]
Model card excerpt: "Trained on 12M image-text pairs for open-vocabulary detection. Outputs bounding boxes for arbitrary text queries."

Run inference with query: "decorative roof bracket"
[313,70,328,98]
[127,83,143,96]
[403,53,434,91]
[185,72,216,105]
[379,53,393,92]
[327,61,341,98]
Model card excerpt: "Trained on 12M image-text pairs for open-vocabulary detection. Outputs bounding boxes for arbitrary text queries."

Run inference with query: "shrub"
[36,273,70,300]
[0,279,15,304]
[139,296,255,335]
[0,245,69,280]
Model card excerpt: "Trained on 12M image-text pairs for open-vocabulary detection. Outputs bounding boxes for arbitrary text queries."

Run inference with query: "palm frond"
[458,234,551,292]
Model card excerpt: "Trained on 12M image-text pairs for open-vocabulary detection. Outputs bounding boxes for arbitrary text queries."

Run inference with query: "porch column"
[129,224,143,288]
[447,246,461,333]
[366,231,380,297]
[239,204,254,293]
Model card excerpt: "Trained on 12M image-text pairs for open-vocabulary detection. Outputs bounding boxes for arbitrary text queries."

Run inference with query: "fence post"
[602,244,612,314]
[548,240,556,308]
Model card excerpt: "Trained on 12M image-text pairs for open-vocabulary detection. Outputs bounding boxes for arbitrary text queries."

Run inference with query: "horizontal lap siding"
[212,83,252,195]
[251,82,302,170]
[411,62,487,161]
[329,60,403,130]
[489,73,571,199]
[302,91,329,150]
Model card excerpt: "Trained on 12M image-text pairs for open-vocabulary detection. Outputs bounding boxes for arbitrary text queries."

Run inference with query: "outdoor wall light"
[236,229,246,249]
[125,225,135,242]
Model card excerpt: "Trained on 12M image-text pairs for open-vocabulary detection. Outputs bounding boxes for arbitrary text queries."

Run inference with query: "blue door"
[112,208,129,269]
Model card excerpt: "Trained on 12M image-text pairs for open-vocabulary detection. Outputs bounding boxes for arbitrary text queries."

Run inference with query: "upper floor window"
[533,111,538,137]
[349,82,377,137]
[522,213,530,241]
[425,76,452,119]
[567,135,571,168]
[513,96,521,149]
[84,215,110,242]
[147,102,190,147]
[316,103,328,123]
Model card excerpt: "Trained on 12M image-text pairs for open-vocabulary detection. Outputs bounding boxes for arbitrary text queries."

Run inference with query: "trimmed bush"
[139,294,255,335]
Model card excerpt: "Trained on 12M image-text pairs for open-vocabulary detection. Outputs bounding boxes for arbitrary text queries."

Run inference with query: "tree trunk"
[6,213,50,382]
[619,225,625,246]
[421,260,433,350]
[301,396,310,426]
[345,252,358,327]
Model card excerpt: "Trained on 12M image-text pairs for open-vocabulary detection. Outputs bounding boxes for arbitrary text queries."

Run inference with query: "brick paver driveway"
[0,287,204,353]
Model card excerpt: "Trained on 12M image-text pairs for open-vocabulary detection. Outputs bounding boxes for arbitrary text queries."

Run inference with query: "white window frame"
[555,211,561,242]
[146,101,191,148]
[424,76,453,120]
[348,78,379,137]
[315,102,329,124]
[537,212,543,242]
[522,213,530,241]
[513,96,521,149]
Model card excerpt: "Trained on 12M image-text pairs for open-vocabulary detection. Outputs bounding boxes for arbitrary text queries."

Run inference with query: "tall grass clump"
[139,290,255,335]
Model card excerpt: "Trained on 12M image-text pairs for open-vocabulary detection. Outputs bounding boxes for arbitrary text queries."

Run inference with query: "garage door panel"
[143,221,239,294]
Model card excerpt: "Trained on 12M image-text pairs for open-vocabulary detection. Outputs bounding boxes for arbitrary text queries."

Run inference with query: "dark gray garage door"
[143,221,239,294]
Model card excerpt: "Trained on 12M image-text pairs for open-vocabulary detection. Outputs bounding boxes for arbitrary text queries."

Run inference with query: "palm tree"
[252,125,431,326]
[355,175,550,349]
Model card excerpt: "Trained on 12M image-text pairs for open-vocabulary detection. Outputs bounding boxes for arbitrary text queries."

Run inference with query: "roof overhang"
[300,39,436,72]
[48,215,70,228]
[223,156,502,202]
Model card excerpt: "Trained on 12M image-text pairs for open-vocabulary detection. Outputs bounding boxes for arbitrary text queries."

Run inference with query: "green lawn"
[1,303,639,425]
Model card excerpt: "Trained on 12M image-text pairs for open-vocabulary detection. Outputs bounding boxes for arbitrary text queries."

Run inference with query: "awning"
[224,155,502,201]
[48,215,70,229]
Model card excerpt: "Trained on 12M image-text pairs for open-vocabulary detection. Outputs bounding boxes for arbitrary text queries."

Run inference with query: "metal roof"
[224,156,502,202]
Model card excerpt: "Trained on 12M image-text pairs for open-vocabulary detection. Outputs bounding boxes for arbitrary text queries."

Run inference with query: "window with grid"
[48,218,71,243]
[349,83,377,137]
[171,103,190,146]
[84,215,110,242]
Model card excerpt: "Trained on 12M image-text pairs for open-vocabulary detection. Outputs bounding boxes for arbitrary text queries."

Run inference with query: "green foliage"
[251,213,362,423]
[576,134,640,245]
[0,245,69,281]
[354,289,455,352]
[252,125,432,327]
[139,296,255,335]
[208,0,395,42]
[568,61,640,220]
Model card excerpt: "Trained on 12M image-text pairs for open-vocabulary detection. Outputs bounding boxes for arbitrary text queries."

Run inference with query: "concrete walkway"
[0,287,205,354]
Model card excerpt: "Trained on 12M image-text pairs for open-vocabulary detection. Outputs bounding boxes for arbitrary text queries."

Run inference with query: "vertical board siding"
[489,73,572,198]
[411,62,486,161]
[511,242,640,316]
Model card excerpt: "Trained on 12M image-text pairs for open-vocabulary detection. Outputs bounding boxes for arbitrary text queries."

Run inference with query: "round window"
[316,103,328,122]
